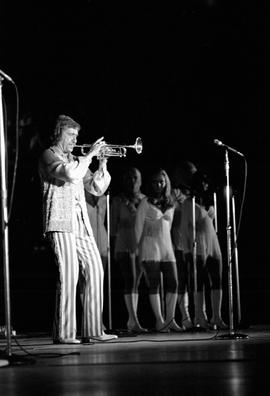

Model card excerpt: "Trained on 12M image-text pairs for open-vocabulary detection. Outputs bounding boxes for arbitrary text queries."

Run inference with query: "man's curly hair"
[50,115,81,145]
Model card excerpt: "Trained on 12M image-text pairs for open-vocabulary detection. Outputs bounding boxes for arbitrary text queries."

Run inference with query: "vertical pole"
[213,192,218,233]
[215,144,248,339]
[224,150,234,335]
[160,273,165,318]
[106,191,112,330]
[192,195,197,295]
[232,194,241,325]
[0,76,12,356]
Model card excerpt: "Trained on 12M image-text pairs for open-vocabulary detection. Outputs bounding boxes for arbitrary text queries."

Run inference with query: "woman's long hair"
[147,168,175,211]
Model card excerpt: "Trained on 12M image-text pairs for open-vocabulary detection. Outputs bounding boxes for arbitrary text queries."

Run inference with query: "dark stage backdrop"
[1,1,269,332]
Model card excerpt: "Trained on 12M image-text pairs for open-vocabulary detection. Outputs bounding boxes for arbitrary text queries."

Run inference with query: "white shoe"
[0,359,9,367]
[91,333,118,342]
[54,338,81,345]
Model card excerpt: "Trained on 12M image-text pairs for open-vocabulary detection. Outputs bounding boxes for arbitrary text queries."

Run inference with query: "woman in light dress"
[135,168,182,333]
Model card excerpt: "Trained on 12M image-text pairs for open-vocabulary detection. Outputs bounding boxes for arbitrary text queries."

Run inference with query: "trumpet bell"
[134,137,143,154]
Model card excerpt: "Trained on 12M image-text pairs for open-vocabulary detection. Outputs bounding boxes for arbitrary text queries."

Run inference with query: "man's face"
[125,169,142,193]
[58,127,79,153]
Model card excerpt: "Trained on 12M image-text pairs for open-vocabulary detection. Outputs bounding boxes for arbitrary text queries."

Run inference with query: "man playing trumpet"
[38,114,117,344]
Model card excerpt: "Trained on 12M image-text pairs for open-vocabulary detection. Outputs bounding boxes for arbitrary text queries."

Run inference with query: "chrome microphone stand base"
[215,331,249,340]
[0,351,36,367]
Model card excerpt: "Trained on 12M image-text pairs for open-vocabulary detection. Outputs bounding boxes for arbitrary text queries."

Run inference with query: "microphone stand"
[191,194,205,332]
[0,75,35,365]
[213,192,218,233]
[105,189,112,330]
[232,193,242,327]
[191,195,197,301]
[0,75,12,362]
[216,149,247,340]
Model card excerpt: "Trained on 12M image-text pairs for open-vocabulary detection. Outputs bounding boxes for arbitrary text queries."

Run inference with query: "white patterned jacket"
[39,146,111,235]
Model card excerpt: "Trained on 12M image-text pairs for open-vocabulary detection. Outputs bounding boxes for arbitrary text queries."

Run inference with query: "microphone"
[214,139,244,157]
[0,68,14,83]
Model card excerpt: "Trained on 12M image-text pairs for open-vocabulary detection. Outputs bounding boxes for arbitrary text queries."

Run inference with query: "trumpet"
[74,137,143,159]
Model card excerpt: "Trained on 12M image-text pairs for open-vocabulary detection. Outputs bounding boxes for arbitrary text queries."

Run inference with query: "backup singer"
[135,168,182,333]
[38,114,117,344]
[180,171,227,330]
[111,167,146,333]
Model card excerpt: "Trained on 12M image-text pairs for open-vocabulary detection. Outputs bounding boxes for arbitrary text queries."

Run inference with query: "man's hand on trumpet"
[85,137,106,160]
[87,137,109,177]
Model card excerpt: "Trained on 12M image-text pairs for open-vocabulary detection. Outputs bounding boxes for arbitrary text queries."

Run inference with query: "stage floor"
[1,324,269,395]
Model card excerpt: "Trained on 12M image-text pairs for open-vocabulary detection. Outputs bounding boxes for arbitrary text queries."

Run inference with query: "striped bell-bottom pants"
[47,207,104,341]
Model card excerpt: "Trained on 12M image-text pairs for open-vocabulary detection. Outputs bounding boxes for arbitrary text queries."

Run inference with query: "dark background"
[1,1,270,332]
